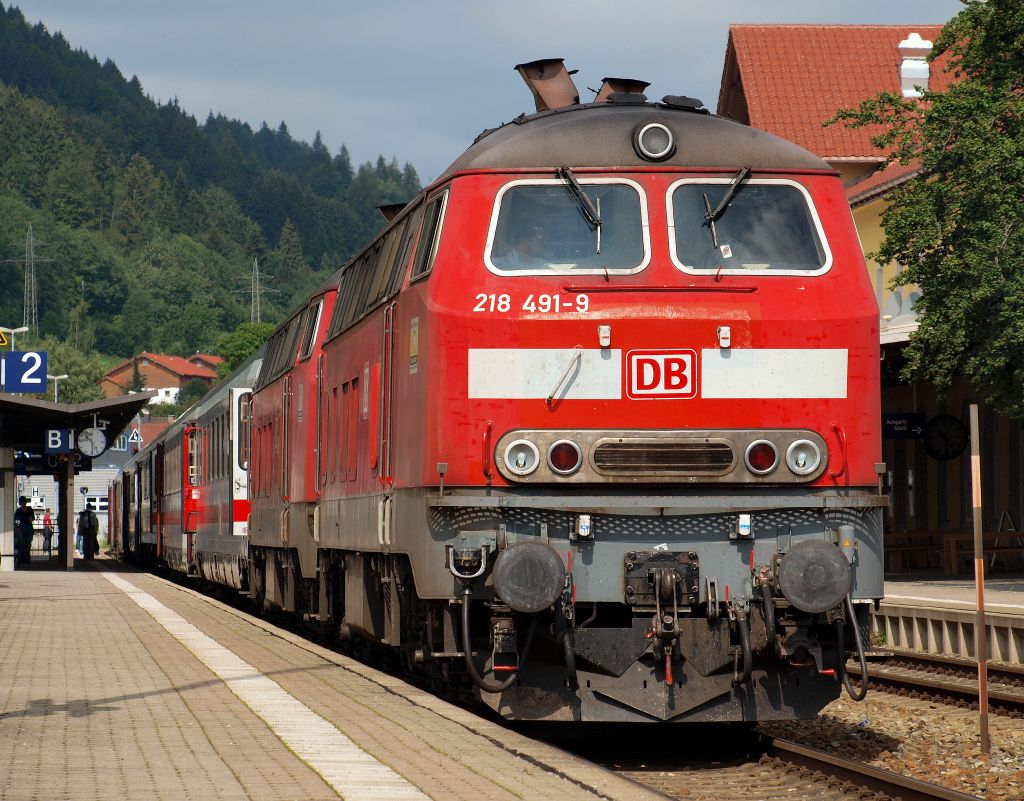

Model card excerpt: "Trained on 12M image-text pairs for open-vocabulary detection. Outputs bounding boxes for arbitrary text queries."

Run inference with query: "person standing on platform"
[75,511,83,555]
[42,508,53,558]
[77,503,99,560]
[13,496,35,569]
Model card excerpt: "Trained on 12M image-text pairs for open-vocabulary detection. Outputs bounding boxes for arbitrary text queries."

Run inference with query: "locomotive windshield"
[669,180,829,275]
[487,179,648,275]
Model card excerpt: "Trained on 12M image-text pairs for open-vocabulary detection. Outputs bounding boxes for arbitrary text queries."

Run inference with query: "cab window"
[486,179,648,276]
[410,190,448,282]
[669,179,830,275]
[299,300,323,360]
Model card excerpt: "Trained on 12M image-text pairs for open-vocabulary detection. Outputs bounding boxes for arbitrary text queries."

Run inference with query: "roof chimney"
[514,58,579,112]
[898,32,932,98]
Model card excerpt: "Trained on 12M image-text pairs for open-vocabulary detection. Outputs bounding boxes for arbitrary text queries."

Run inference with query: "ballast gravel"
[759,690,1024,800]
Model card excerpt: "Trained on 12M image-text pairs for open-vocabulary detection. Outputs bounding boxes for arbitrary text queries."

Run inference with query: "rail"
[765,738,984,801]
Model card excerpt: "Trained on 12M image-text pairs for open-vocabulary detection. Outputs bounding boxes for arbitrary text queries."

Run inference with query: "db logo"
[626,350,698,399]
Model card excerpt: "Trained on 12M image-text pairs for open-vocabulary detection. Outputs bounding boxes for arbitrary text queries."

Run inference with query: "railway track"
[761,737,983,801]
[157,565,988,801]
[850,651,1024,717]
[535,723,983,801]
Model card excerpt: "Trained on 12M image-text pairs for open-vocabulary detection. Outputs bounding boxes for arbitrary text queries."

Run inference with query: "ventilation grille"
[593,442,734,474]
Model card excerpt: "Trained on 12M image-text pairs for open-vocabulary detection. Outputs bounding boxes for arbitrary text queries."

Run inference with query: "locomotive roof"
[439,101,831,178]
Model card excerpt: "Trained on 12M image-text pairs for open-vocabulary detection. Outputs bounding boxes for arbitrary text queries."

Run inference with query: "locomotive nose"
[777,539,851,613]
[493,541,566,614]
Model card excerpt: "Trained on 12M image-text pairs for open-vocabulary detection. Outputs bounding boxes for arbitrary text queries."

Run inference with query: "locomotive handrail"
[829,423,848,480]
[482,420,495,481]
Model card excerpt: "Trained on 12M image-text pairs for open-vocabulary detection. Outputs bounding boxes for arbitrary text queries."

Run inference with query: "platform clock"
[922,414,968,461]
[76,427,108,457]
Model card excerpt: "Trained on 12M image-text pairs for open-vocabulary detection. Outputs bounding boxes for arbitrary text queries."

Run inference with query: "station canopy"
[0,391,157,452]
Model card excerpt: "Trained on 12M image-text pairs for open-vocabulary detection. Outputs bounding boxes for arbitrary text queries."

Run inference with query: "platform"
[875,573,1024,666]
[0,559,665,801]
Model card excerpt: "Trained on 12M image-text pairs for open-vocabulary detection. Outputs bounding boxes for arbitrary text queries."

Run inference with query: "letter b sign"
[45,429,72,454]
[626,350,698,399]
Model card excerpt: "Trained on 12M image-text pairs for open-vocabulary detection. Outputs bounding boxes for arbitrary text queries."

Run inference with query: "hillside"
[0,2,420,377]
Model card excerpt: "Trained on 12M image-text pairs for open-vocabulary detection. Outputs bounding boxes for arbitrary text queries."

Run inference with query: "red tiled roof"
[190,353,224,365]
[105,352,218,381]
[846,160,921,206]
[132,420,172,445]
[143,352,217,379]
[719,25,953,160]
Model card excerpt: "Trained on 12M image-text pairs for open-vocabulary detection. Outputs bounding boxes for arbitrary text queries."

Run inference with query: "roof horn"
[595,77,650,103]
[514,58,580,112]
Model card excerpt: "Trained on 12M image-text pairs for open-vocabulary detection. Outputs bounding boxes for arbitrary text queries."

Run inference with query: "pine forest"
[0,3,421,402]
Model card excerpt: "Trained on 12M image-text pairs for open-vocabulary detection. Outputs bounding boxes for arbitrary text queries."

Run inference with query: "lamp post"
[47,373,68,402]
[0,325,28,350]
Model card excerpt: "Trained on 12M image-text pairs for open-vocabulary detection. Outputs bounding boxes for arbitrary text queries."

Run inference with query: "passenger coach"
[110,354,262,587]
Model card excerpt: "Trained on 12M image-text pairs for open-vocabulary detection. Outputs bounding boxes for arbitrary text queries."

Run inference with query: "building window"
[85,495,109,513]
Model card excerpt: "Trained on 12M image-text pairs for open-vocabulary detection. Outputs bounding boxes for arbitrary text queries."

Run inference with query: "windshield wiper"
[702,192,719,249]
[557,165,602,253]
[704,165,751,225]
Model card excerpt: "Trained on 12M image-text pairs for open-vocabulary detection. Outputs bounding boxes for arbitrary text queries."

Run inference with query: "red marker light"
[745,441,778,475]
[548,440,582,475]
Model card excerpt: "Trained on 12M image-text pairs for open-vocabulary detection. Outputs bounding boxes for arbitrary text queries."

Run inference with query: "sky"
[13,1,964,183]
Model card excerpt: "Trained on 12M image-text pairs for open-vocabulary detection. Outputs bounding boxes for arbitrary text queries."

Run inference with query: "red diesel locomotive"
[116,60,885,723]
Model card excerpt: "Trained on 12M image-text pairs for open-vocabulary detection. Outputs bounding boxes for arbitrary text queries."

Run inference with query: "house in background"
[717,25,1023,557]
[718,24,949,344]
[188,352,224,373]
[101,352,218,403]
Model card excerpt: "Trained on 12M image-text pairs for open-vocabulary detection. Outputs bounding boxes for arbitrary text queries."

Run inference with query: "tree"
[112,153,164,246]
[829,0,1024,417]
[66,296,96,351]
[127,359,145,391]
[22,335,104,403]
[45,149,100,227]
[277,216,306,269]
[177,377,209,407]
[217,322,273,377]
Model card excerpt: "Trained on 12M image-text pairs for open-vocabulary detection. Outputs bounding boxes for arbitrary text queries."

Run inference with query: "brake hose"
[460,586,537,693]
[762,590,777,651]
[562,626,579,691]
[838,594,869,701]
[733,609,753,685]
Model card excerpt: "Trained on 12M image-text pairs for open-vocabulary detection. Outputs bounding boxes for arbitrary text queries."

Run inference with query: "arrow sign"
[882,412,926,440]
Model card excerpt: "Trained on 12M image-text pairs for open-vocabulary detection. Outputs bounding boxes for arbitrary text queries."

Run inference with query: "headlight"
[786,439,822,476]
[503,439,540,476]
[634,122,674,161]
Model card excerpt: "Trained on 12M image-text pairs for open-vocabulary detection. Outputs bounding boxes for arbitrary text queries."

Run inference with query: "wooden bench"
[942,532,1024,575]
[884,530,943,572]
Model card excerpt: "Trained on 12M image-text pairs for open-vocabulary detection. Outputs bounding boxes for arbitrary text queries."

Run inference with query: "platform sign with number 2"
[2,351,48,393]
